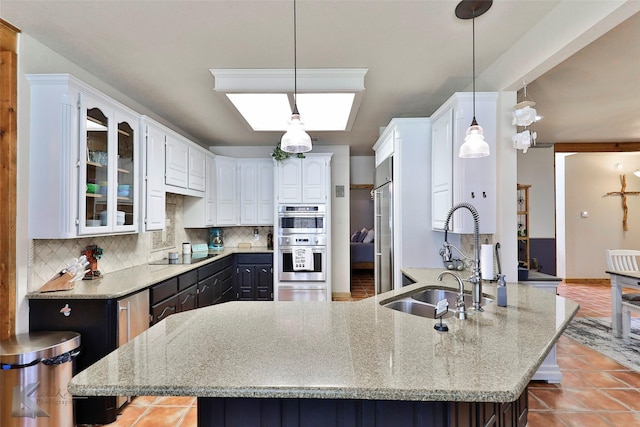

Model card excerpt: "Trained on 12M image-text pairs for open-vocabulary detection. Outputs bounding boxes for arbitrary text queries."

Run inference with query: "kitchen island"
[68,268,579,427]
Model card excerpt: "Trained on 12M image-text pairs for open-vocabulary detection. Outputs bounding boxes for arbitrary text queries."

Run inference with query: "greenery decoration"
[271,142,305,161]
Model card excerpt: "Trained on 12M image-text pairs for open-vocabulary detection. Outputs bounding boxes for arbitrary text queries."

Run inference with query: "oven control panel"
[279,235,326,246]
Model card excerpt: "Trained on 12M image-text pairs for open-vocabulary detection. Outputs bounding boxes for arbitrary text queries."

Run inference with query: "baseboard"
[332,292,352,301]
[563,278,611,286]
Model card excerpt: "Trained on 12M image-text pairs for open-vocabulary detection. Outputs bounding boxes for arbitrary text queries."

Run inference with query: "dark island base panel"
[198,390,528,427]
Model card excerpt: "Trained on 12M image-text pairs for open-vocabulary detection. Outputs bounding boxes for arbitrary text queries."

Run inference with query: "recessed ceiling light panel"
[226,93,291,131]
[211,68,367,132]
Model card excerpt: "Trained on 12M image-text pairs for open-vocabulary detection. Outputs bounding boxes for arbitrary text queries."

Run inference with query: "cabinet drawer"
[150,277,178,305]
[198,260,222,281]
[177,285,198,312]
[151,295,179,325]
[221,254,233,270]
[236,253,273,265]
[179,269,198,291]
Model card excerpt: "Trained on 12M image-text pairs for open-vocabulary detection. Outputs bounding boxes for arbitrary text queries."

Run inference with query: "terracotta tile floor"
[97,278,640,427]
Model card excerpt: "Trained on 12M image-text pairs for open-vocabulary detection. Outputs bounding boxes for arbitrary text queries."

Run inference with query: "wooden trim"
[0,19,20,52]
[554,142,640,153]
[350,184,373,190]
[351,262,374,270]
[332,292,352,301]
[0,48,17,340]
[563,278,611,286]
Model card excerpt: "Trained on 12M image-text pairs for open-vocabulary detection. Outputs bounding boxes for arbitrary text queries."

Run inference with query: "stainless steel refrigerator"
[374,157,393,294]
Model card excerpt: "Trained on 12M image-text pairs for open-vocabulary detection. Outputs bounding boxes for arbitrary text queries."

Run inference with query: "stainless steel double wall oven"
[277,205,327,283]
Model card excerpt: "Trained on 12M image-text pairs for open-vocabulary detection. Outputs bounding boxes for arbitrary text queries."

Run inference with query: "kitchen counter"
[69,268,579,404]
[27,247,272,300]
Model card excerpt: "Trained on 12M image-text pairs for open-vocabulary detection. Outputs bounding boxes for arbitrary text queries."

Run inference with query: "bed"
[350,241,374,270]
[350,228,375,270]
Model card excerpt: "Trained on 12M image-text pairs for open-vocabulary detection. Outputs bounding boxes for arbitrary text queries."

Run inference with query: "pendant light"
[281,0,312,153]
[456,0,492,158]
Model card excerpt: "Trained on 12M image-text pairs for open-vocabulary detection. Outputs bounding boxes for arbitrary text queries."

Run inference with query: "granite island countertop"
[27,247,272,300]
[68,268,579,403]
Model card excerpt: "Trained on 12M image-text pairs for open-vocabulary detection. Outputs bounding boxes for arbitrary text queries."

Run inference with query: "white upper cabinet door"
[165,134,189,188]
[215,156,238,225]
[430,92,497,234]
[277,158,303,203]
[113,109,139,233]
[431,108,453,231]
[143,119,166,231]
[301,157,328,203]
[188,147,206,192]
[239,160,259,225]
[204,154,215,226]
[256,159,274,224]
[276,155,331,204]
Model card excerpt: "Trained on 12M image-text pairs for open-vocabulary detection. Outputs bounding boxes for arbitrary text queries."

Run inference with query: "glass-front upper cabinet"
[26,74,140,239]
[78,93,138,235]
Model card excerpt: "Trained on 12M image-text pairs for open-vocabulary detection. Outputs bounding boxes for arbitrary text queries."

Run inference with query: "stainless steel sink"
[383,299,448,318]
[380,287,493,319]
[411,288,492,307]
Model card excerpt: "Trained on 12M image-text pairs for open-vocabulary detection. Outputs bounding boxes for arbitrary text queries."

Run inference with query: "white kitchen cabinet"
[239,159,274,225]
[140,117,166,231]
[27,74,139,238]
[164,130,206,197]
[275,154,332,204]
[430,92,498,234]
[165,134,189,189]
[183,152,216,228]
[184,156,274,228]
[214,156,239,225]
[188,147,206,192]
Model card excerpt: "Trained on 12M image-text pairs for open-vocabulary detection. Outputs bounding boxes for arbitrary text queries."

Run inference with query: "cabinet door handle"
[158,305,176,321]
[119,302,131,342]
[261,268,267,273]
[245,268,251,273]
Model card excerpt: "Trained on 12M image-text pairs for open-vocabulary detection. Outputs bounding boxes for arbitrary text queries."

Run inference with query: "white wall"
[563,152,640,279]
[517,147,555,238]
[350,156,374,185]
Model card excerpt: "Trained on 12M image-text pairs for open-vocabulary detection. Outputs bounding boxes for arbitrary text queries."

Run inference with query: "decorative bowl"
[86,183,100,194]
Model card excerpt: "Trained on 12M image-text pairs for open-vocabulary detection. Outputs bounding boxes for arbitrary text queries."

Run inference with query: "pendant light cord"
[472,11,476,120]
[293,0,299,114]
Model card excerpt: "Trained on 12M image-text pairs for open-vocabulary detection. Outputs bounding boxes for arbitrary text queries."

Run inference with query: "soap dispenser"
[496,274,507,307]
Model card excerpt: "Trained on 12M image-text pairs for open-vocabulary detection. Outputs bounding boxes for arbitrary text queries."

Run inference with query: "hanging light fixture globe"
[281,0,312,153]
[456,0,492,158]
[281,110,312,153]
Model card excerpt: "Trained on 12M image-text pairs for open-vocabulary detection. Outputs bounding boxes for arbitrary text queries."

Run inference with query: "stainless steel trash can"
[0,331,80,427]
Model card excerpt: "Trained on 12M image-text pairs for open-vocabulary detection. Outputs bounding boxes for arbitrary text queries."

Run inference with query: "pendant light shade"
[281,110,312,153]
[281,0,312,153]
[459,118,490,158]
[456,0,492,159]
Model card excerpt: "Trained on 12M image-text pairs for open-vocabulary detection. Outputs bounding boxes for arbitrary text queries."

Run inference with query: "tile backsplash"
[30,193,272,291]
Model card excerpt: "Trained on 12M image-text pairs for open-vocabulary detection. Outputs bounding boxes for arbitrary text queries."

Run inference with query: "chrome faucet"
[437,271,467,320]
[442,202,483,311]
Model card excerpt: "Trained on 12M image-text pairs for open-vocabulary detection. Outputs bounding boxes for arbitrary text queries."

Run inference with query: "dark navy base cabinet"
[197,391,527,427]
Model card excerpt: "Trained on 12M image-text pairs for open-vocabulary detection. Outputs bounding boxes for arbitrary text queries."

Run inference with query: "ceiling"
[2,1,639,156]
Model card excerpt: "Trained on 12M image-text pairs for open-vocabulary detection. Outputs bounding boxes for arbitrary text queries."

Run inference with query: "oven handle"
[279,246,326,253]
